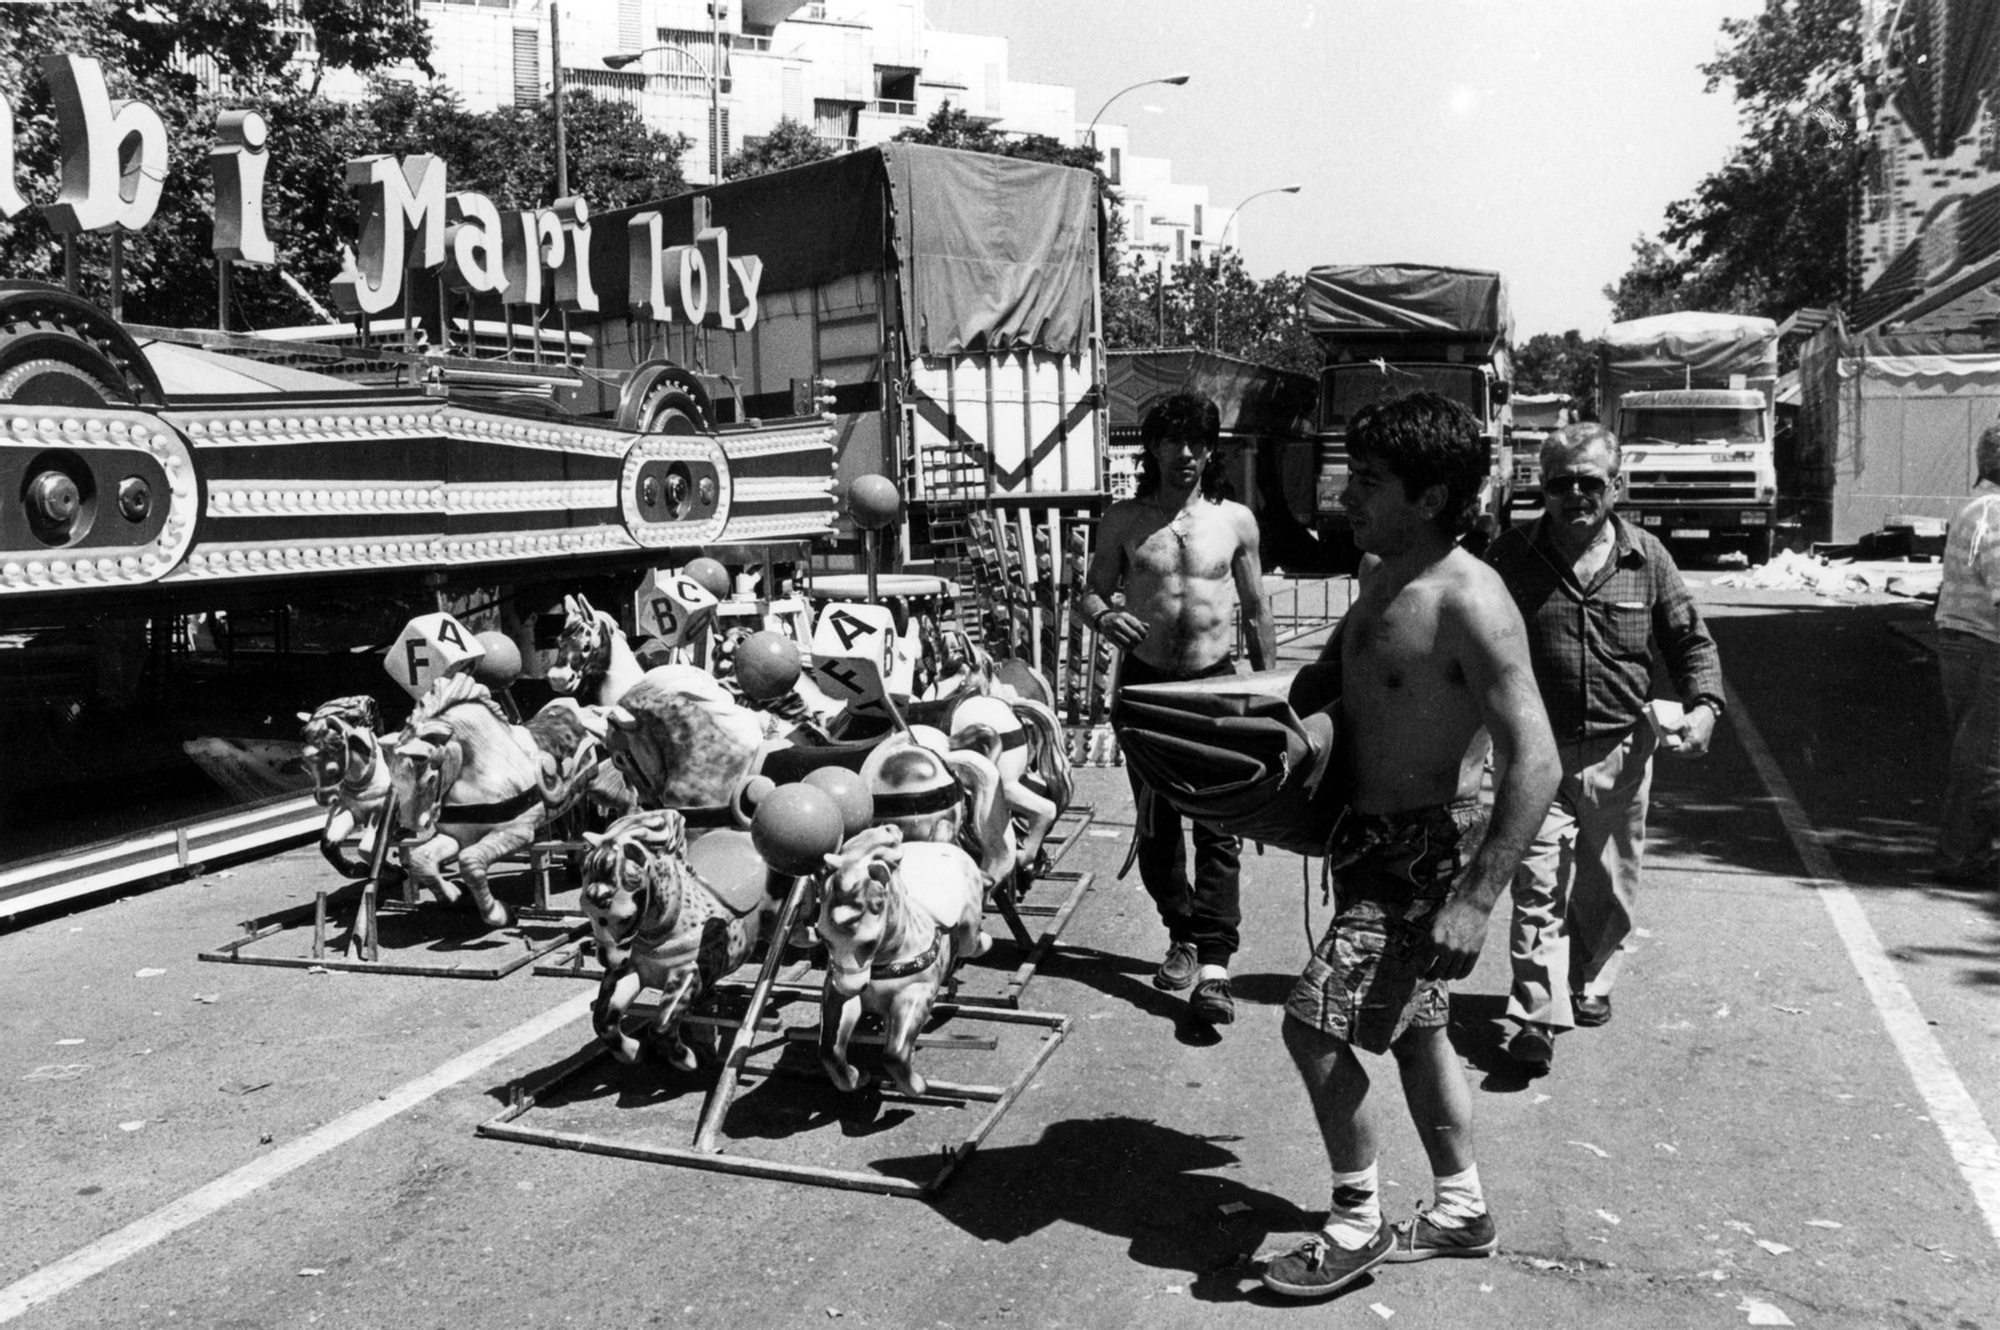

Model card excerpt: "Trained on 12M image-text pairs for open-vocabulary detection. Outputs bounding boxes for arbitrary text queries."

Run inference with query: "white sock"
[1196,963,1229,983]
[1323,1162,1381,1249]
[1427,1164,1486,1228]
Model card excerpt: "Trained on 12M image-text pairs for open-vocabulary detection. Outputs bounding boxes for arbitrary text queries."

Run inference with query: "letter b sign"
[385,611,485,699]
[633,567,718,647]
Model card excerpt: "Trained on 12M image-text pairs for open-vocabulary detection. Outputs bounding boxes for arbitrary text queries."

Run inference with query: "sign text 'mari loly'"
[2,53,763,329]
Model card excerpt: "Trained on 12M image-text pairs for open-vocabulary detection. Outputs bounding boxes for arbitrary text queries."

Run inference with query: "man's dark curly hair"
[1346,389,1485,537]
[1135,391,1228,501]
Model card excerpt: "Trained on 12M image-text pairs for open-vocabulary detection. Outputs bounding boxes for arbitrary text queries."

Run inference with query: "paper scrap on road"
[1725,1221,1757,1235]
[1369,1303,1395,1319]
[1656,1143,1679,1153]
[23,1064,89,1081]
[1773,1004,1806,1015]
[1714,1004,1731,1018]
[298,1268,325,1278]
[1219,1202,1252,1215]
[1532,1093,1552,1104]
[134,968,165,979]
[1527,1257,1567,1272]
[118,1121,144,1132]
[193,994,219,1005]
[1755,1239,1793,1255]
[1568,1140,1610,1158]
[55,1039,83,1046]
[1479,1284,1493,1292]
[1634,927,1655,938]
[1805,1219,1842,1229]
[1595,1209,1621,1225]
[1738,1295,1793,1325]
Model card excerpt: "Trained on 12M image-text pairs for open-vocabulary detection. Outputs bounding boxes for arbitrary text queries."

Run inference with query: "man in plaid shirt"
[1485,422,1724,1072]
[1933,421,2000,884]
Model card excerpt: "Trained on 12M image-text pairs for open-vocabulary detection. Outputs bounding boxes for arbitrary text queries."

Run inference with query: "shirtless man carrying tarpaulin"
[1079,391,1277,1032]
[1262,390,1560,1298]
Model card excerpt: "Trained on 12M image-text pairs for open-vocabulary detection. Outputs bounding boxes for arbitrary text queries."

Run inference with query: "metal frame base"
[476,998,1070,1199]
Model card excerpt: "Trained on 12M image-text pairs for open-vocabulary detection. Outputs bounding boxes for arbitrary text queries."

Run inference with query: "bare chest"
[1126,514,1234,581]
[1342,592,1464,697]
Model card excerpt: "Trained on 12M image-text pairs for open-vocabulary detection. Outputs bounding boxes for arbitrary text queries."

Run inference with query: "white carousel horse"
[579,809,780,1069]
[815,824,990,1097]
[298,695,391,879]
[859,727,1015,892]
[390,676,606,929]
[546,592,650,707]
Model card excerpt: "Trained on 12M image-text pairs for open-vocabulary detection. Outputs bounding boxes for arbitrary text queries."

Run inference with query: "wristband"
[1089,606,1111,631]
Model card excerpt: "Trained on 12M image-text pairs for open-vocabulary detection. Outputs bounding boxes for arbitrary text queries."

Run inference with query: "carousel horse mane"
[407,672,509,730]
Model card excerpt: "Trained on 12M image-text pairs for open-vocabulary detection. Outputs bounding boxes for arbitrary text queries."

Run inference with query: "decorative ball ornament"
[847,474,902,531]
[732,774,777,828]
[471,632,523,687]
[683,556,732,601]
[734,631,802,700]
[751,783,847,875]
[803,766,875,838]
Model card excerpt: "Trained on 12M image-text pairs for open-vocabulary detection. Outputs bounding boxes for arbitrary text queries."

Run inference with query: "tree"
[1102,250,1318,375]
[891,104,1104,174]
[723,116,836,180]
[1604,0,1860,320]
[1512,330,1599,406]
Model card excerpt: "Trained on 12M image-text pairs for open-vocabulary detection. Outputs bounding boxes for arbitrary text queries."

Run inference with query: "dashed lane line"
[0,989,595,1323]
[1727,680,2000,1248]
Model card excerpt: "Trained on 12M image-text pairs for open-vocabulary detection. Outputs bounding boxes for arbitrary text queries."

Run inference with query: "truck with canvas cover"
[1597,312,1778,563]
[1305,263,1514,550]
[1506,392,1572,516]
[571,144,1105,676]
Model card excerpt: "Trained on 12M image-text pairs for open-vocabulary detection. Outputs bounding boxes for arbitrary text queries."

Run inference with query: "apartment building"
[320,0,1231,270]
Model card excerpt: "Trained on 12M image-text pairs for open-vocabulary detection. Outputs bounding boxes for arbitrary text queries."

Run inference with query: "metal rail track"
[0,794,320,922]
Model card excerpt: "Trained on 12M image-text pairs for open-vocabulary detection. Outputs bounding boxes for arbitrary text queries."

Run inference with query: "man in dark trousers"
[1486,422,1725,1073]
[1079,392,1276,1031]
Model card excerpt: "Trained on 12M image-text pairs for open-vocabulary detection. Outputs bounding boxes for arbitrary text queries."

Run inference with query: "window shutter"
[512,28,540,107]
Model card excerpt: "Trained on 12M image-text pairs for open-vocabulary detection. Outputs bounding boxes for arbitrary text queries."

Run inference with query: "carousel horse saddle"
[1112,668,1346,858]
[754,730,890,784]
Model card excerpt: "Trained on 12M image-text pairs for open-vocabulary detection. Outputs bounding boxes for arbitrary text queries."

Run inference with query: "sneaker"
[1573,994,1612,1028]
[1387,1207,1498,1262]
[1153,940,1199,991]
[1190,975,1235,1026]
[1506,1024,1554,1073]
[1261,1225,1394,1299]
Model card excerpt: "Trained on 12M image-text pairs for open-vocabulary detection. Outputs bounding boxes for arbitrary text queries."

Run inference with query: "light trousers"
[1507,724,1656,1032]
[1936,629,2000,876]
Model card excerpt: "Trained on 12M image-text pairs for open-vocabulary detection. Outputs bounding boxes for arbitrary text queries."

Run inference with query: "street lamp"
[1082,72,1191,147]
[1211,184,1301,350]
[607,36,723,181]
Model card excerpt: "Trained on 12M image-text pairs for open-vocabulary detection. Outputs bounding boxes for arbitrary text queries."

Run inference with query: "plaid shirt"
[1486,515,1725,744]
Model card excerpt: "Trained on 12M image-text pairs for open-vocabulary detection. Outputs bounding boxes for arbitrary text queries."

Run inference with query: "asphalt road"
[1,577,1995,1329]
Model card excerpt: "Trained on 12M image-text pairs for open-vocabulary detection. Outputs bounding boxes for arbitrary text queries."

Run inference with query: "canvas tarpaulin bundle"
[1111,670,1345,858]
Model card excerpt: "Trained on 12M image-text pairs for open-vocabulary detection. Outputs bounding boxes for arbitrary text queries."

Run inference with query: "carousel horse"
[580,809,781,1069]
[816,824,990,1096]
[602,668,773,811]
[546,592,648,707]
[390,675,607,928]
[861,727,1014,892]
[948,696,1060,887]
[298,695,392,879]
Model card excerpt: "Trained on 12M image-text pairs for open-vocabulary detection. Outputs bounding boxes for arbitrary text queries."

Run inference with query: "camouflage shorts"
[1285,799,1487,1054]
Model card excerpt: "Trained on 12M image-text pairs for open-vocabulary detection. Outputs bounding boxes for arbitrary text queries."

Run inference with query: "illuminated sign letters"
[211,110,275,265]
[40,54,169,235]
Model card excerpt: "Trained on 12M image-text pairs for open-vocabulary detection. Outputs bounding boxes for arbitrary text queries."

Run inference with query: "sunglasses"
[1544,475,1610,497]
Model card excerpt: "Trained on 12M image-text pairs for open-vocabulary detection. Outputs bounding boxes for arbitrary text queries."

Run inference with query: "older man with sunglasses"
[1484,423,1724,1072]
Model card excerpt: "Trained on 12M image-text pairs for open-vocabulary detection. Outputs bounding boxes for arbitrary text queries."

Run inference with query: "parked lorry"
[1506,392,1573,517]
[1598,312,1779,563]
[1305,264,1514,550]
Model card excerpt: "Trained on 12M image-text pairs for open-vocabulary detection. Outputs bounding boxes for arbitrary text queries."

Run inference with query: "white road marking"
[0,989,594,1323]
[1728,683,2000,1248]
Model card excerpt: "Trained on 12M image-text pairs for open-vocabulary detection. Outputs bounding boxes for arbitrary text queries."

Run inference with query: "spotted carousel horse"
[390,676,609,928]
[298,694,391,879]
[816,824,990,1096]
[579,808,781,1068]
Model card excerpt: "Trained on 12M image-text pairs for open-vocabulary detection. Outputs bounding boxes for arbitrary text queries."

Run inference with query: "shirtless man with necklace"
[1079,392,1276,1029]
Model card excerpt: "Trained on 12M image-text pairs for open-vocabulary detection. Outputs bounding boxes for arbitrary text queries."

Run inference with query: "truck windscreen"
[1620,408,1764,447]
[1322,364,1486,428]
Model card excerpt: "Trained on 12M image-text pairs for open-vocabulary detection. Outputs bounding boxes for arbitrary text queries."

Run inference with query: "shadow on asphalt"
[886,1113,1340,1303]
[1036,943,1281,1046]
